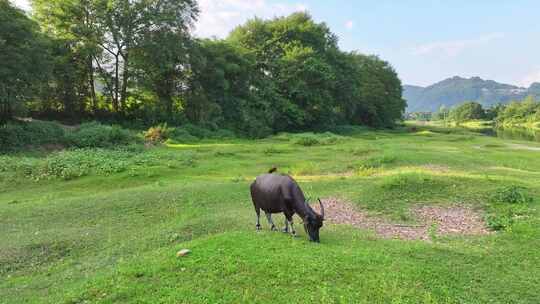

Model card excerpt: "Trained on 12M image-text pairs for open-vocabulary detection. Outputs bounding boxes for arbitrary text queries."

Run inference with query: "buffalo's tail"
[268,167,277,174]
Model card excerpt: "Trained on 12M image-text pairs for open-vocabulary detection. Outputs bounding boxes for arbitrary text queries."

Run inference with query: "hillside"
[404,76,540,112]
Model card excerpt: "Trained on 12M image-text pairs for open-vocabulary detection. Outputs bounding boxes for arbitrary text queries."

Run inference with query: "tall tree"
[0,0,51,123]
[33,0,198,115]
[131,0,199,120]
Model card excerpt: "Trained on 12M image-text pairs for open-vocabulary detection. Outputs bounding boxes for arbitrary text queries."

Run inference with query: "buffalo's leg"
[282,216,289,233]
[255,207,261,231]
[288,219,297,237]
[283,214,296,236]
[265,212,277,231]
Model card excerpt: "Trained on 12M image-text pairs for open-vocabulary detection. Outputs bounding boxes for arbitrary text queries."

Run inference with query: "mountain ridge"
[404,76,540,112]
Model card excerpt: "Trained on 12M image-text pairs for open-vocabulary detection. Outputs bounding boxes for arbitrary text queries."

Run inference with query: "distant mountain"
[404,76,540,112]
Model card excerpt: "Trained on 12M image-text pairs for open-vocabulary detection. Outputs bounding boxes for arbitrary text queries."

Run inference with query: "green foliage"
[9,5,404,136]
[0,0,51,122]
[294,135,321,146]
[169,128,199,142]
[66,122,135,148]
[495,96,540,127]
[293,132,343,146]
[0,120,65,150]
[486,185,532,231]
[449,101,486,123]
[490,185,532,204]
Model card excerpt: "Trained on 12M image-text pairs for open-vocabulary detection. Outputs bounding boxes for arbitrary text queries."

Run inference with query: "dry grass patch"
[314,198,491,241]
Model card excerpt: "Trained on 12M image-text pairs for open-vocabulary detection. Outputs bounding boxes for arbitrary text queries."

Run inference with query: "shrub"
[181,124,213,138]
[329,125,369,136]
[212,129,236,139]
[144,123,171,144]
[67,122,134,148]
[490,185,532,204]
[485,204,529,231]
[170,128,198,142]
[295,135,320,146]
[0,120,65,150]
[485,185,532,231]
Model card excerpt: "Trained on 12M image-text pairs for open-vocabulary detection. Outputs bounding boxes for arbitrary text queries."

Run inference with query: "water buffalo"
[250,168,325,242]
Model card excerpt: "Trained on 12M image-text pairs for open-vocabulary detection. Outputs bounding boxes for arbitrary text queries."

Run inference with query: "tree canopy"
[1,4,406,135]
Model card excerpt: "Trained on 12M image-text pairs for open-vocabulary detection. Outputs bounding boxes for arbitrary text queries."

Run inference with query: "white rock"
[176,249,191,257]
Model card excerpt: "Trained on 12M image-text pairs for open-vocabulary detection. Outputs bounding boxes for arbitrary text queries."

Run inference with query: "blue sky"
[13,0,540,87]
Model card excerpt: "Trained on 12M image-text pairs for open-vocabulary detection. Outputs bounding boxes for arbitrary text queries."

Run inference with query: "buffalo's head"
[303,198,325,242]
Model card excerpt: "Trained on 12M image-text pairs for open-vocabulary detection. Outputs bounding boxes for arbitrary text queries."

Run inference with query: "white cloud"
[345,20,354,30]
[411,33,505,57]
[519,69,540,87]
[12,0,31,11]
[195,0,308,38]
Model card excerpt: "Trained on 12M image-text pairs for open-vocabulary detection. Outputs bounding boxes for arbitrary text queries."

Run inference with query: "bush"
[0,120,65,150]
[67,122,134,148]
[490,185,532,204]
[295,135,320,146]
[212,129,236,139]
[485,185,532,231]
[144,123,171,144]
[169,128,199,143]
[329,125,369,136]
[181,124,213,138]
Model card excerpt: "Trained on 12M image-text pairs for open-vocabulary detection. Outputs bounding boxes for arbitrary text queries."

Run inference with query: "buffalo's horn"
[318,198,325,219]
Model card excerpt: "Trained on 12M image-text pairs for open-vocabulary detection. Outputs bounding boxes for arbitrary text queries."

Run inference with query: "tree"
[0,0,51,123]
[131,0,199,120]
[449,101,485,123]
[33,0,101,114]
[433,105,449,121]
[228,12,341,130]
[227,13,406,130]
[351,53,405,127]
[184,39,277,137]
[33,0,198,115]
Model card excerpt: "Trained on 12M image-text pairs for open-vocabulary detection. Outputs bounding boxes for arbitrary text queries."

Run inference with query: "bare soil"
[313,198,491,241]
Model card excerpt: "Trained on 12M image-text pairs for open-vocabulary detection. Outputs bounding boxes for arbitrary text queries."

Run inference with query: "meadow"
[1,123,539,303]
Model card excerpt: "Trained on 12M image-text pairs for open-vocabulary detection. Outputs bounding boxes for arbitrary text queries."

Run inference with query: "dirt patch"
[313,198,491,241]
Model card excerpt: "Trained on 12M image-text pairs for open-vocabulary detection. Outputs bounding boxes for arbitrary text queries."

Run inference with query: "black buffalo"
[250,169,325,242]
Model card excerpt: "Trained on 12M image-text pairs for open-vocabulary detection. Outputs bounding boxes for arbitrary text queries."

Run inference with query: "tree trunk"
[113,53,119,113]
[88,57,97,114]
[120,52,129,112]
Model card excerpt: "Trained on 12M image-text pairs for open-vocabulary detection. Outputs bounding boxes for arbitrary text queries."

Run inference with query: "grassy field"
[1,124,539,303]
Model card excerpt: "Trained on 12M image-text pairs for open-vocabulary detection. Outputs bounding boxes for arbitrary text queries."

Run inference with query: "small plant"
[144,123,171,144]
[263,147,284,155]
[287,162,320,176]
[295,135,320,146]
[361,154,397,169]
[355,165,378,177]
[428,223,439,241]
[485,185,532,231]
[490,185,532,204]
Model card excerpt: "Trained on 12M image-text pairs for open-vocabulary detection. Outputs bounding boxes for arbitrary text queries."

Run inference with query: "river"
[479,127,540,143]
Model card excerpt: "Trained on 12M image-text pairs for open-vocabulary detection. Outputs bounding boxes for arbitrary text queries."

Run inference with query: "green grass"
[1,125,540,303]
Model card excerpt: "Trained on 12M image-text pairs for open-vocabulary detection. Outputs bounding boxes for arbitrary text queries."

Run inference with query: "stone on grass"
[176,249,191,257]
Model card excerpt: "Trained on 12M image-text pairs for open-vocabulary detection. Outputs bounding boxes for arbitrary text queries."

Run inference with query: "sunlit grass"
[1,125,539,303]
